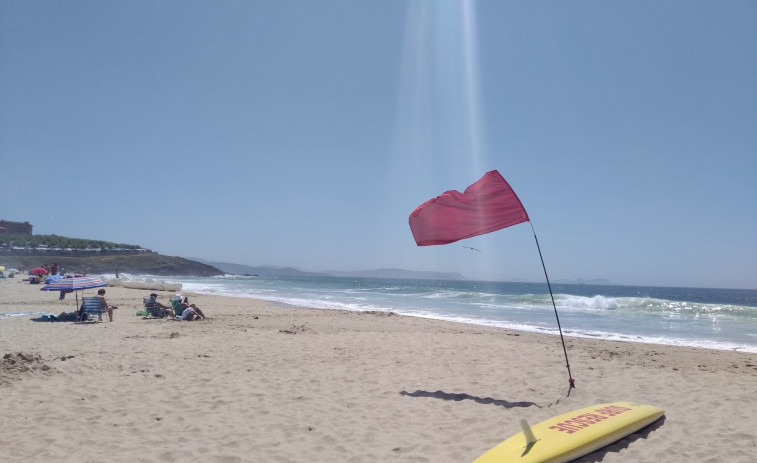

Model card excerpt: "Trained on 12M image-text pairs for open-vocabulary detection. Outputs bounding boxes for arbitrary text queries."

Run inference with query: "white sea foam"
[558,294,619,311]
[126,274,757,353]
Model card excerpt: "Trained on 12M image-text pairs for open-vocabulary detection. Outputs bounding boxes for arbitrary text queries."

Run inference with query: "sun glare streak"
[393,1,430,172]
[392,1,491,275]
[462,0,484,175]
[392,0,486,183]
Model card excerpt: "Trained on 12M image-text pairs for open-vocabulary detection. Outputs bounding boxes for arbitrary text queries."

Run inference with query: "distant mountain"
[324,268,465,280]
[192,259,466,281]
[190,259,326,277]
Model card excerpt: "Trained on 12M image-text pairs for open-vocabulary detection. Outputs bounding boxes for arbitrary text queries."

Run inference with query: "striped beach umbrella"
[40,276,108,308]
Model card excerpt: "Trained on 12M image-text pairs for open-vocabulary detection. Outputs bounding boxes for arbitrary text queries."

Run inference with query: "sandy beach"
[1,279,755,462]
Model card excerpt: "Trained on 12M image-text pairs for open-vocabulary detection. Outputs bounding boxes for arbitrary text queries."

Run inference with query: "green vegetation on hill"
[0,234,144,250]
[1,253,223,277]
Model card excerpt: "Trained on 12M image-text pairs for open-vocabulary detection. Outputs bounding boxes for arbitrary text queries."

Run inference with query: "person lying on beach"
[97,288,118,322]
[180,297,206,320]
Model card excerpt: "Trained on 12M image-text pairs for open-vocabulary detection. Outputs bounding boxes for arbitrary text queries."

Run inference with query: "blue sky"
[1,1,755,289]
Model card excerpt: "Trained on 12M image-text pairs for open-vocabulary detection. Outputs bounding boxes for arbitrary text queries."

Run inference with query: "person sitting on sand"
[149,293,175,318]
[180,297,206,321]
[97,288,118,322]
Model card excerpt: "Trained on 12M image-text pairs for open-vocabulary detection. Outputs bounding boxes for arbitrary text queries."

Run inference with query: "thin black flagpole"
[530,222,575,396]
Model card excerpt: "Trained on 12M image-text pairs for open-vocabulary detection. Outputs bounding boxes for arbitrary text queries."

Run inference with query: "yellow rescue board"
[473,402,664,463]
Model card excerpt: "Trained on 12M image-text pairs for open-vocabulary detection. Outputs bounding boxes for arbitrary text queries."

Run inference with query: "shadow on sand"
[400,389,540,409]
[571,416,666,462]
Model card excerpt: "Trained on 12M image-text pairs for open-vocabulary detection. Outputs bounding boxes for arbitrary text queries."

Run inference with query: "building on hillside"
[0,220,33,235]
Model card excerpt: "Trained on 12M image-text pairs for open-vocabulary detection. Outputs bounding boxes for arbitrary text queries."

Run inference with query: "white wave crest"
[558,294,618,311]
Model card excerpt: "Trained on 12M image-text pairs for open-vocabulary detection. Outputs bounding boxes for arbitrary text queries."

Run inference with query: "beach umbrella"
[40,276,108,308]
[29,267,49,276]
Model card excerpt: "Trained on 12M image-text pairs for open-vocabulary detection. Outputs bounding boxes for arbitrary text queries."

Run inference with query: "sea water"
[167,275,757,353]
[5,274,757,353]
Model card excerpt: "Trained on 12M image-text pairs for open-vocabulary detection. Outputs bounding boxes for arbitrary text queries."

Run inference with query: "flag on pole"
[409,170,530,246]
[408,170,576,393]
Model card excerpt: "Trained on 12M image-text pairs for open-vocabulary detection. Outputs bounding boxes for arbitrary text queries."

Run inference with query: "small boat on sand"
[106,279,182,292]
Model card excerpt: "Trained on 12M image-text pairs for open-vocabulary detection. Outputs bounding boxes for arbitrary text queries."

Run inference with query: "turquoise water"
[170,275,757,353]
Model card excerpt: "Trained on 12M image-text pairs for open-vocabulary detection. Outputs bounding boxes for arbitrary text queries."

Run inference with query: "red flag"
[409,170,529,246]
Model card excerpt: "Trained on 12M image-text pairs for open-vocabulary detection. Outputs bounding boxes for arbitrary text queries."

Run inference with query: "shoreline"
[1,282,756,462]
[190,298,757,354]
[167,274,757,353]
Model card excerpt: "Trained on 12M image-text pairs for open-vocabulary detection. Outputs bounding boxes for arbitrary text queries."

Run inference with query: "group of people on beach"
[86,290,206,322]
[149,293,206,321]
[14,263,87,284]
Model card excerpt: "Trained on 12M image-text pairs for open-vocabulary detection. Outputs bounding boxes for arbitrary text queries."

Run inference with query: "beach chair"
[170,298,184,319]
[142,297,170,319]
[77,296,102,323]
